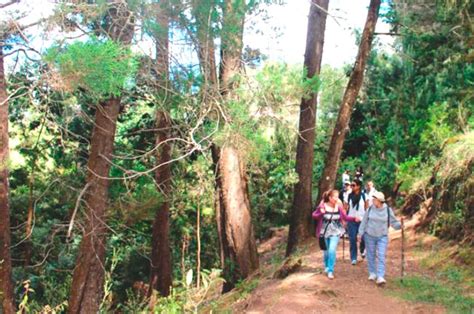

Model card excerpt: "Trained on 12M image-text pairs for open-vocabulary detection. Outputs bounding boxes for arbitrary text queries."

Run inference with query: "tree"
[148,0,172,300]
[68,2,135,313]
[0,2,44,310]
[286,0,330,256]
[317,0,381,201]
[214,0,259,292]
[0,38,16,314]
[191,0,218,88]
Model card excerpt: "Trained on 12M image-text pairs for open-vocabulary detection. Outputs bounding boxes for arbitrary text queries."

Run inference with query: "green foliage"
[4,0,473,310]
[420,102,456,154]
[235,278,259,298]
[396,156,432,192]
[392,276,474,313]
[45,38,138,99]
[343,1,473,191]
[431,209,465,240]
[253,63,308,108]
[427,132,473,240]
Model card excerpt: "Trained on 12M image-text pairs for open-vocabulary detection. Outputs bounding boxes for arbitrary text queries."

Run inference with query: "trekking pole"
[401,217,405,282]
[342,233,345,261]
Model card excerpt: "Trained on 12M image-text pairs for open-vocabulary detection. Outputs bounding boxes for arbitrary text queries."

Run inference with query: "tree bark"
[68,99,121,314]
[219,0,245,95]
[25,161,35,266]
[68,2,134,313]
[148,111,172,298]
[196,200,201,289]
[211,145,225,270]
[214,0,259,292]
[148,0,173,300]
[216,146,259,292]
[191,0,218,88]
[317,0,381,202]
[286,0,329,256]
[0,43,16,314]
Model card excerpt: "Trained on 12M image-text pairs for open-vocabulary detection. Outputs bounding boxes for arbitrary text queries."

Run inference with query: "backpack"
[339,187,345,203]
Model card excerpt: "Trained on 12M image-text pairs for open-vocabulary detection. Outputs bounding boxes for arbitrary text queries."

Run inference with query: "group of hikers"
[312,168,401,286]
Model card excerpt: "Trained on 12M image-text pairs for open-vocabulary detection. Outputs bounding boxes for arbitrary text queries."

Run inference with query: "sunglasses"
[350,184,357,187]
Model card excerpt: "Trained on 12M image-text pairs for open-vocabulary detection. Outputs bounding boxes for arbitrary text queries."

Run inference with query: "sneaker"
[368,273,377,281]
[361,252,366,259]
[324,267,329,274]
[351,260,357,265]
[376,277,386,285]
[327,272,334,279]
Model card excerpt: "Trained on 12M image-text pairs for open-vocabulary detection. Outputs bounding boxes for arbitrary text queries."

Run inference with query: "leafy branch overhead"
[44,38,138,99]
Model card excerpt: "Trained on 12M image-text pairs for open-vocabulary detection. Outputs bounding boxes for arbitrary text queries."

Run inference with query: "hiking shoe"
[376,277,386,285]
[368,273,377,281]
[327,272,334,279]
[351,260,357,265]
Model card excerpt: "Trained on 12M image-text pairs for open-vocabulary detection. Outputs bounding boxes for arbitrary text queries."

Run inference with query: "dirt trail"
[232,216,445,314]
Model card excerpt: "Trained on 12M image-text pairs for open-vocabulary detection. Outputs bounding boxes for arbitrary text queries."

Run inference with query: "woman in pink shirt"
[313,190,360,279]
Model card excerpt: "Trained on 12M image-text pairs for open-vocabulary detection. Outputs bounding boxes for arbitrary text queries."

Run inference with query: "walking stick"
[401,217,405,282]
[342,233,345,261]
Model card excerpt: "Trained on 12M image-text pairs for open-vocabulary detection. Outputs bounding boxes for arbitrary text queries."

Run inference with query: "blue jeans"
[364,233,388,278]
[347,221,365,261]
[323,236,340,273]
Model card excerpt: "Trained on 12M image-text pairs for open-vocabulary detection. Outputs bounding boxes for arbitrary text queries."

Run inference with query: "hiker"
[359,191,401,285]
[339,181,352,204]
[355,166,364,182]
[365,180,377,206]
[345,179,368,265]
[342,170,350,188]
[313,190,359,279]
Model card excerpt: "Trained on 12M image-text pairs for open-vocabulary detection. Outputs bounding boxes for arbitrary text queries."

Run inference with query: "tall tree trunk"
[219,0,245,96]
[148,111,172,298]
[211,145,225,270]
[199,42,218,87]
[215,0,259,292]
[0,43,16,314]
[192,3,222,278]
[68,3,134,313]
[286,0,329,256]
[196,200,201,289]
[317,0,381,201]
[68,99,121,314]
[216,146,259,292]
[192,0,218,88]
[148,0,172,300]
[25,161,35,266]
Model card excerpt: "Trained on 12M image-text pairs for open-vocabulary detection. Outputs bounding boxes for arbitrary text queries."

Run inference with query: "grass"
[390,236,474,313]
[200,277,261,313]
[235,278,260,298]
[392,275,473,313]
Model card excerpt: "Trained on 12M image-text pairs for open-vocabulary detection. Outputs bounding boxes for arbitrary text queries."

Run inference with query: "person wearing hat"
[358,191,401,285]
[342,170,350,188]
[365,180,377,207]
[339,180,352,204]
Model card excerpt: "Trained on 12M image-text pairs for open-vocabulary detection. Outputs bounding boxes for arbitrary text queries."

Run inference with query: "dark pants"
[347,221,365,261]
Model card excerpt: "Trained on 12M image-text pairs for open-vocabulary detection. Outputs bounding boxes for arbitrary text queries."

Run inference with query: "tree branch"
[0,0,19,10]
[374,32,401,36]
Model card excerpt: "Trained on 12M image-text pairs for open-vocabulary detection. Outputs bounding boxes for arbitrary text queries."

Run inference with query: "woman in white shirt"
[344,179,368,265]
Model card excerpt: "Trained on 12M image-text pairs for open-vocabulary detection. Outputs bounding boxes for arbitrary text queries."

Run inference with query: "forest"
[0,0,472,313]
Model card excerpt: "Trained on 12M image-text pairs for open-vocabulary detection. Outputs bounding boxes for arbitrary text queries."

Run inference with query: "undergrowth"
[392,275,473,313]
[390,237,474,313]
